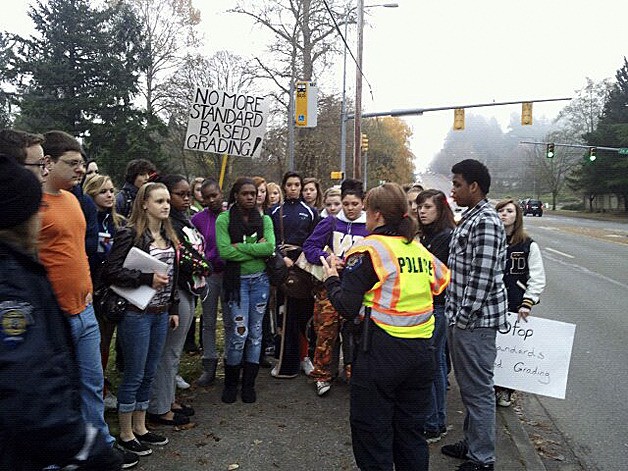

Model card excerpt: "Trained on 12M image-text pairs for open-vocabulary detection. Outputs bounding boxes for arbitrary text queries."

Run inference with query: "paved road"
[524,216,628,471]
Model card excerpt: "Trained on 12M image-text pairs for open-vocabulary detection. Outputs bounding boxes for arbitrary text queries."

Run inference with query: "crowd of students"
[1,126,547,471]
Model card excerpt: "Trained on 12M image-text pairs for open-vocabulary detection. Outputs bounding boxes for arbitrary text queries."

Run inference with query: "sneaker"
[316,381,331,396]
[136,431,168,446]
[422,429,443,444]
[117,438,152,456]
[175,374,190,390]
[441,440,469,459]
[104,391,118,410]
[300,357,314,376]
[456,460,494,470]
[116,449,139,469]
[497,390,512,407]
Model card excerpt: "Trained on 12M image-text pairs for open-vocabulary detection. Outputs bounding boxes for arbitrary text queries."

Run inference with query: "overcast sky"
[2,0,626,172]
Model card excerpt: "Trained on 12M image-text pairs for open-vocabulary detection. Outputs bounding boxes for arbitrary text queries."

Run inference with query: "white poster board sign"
[494,313,576,399]
[110,248,168,310]
[184,87,269,158]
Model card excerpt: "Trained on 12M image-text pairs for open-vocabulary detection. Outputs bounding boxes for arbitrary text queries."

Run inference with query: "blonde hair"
[128,182,179,245]
[83,174,125,229]
[323,187,341,202]
[266,181,283,205]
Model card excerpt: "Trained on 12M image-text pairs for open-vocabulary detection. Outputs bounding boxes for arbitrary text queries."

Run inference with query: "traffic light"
[521,102,533,126]
[546,143,555,159]
[361,133,369,153]
[453,108,465,131]
[588,147,597,161]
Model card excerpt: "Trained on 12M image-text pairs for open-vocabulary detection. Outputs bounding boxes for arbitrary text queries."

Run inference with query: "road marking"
[545,247,575,259]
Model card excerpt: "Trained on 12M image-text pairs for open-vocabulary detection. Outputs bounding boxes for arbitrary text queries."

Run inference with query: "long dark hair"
[365,183,417,243]
[416,189,456,235]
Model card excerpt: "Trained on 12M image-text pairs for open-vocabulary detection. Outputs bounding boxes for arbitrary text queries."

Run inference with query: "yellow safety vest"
[346,234,450,339]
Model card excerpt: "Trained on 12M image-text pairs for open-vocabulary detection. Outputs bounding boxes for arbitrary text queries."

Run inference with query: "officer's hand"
[320,255,339,280]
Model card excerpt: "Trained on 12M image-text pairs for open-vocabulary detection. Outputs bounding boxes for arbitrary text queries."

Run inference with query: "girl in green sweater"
[216,177,275,403]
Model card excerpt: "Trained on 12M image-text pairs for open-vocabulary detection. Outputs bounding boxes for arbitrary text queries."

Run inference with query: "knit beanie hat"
[0,157,42,230]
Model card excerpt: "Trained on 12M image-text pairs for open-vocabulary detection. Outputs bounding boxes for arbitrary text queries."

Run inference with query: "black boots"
[241,362,260,403]
[221,362,241,404]
[196,358,218,387]
[221,361,260,403]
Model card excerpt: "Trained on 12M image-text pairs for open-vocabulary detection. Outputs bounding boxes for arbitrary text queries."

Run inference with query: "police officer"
[321,182,450,471]
[0,157,124,470]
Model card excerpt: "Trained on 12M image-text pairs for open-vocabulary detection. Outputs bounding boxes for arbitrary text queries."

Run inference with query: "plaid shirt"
[445,198,508,329]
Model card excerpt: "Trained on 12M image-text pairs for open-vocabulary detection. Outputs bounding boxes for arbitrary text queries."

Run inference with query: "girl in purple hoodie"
[303,179,369,396]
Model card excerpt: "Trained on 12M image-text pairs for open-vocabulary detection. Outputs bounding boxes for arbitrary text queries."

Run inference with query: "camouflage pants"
[310,289,341,382]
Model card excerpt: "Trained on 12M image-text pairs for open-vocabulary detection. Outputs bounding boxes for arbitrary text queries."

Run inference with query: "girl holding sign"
[495,199,546,407]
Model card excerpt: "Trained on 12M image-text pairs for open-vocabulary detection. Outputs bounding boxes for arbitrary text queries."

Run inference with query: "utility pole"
[287,51,296,171]
[339,13,349,177]
[353,0,364,180]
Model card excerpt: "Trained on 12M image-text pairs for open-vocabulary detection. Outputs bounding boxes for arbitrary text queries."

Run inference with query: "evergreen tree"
[9,0,150,179]
[578,58,628,211]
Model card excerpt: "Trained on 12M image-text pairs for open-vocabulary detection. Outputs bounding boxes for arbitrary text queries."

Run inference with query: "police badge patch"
[0,301,34,349]
[345,253,364,272]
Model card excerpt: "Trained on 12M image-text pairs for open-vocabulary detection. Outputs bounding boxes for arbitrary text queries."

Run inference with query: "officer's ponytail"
[365,183,417,243]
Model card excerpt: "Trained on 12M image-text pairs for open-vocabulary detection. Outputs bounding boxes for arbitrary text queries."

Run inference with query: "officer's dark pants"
[350,324,435,471]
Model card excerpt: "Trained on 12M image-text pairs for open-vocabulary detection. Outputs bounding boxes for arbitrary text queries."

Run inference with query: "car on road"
[521,198,543,217]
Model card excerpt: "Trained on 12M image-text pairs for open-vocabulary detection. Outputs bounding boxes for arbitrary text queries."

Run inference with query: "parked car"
[522,198,543,217]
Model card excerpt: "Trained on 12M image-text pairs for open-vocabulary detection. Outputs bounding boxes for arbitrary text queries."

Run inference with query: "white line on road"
[545,247,575,259]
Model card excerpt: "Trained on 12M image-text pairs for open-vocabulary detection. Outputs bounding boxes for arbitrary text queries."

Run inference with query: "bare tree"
[113,0,201,116]
[160,50,258,179]
[556,77,613,139]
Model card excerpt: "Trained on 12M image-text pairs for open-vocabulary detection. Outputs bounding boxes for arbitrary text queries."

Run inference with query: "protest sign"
[494,313,576,399]
[184,87,269,158]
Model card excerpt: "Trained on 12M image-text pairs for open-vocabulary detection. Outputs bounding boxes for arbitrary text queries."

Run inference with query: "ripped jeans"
[226,272,269,366]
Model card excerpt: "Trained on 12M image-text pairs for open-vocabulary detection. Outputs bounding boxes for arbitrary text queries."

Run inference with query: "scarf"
[223,204,264,305]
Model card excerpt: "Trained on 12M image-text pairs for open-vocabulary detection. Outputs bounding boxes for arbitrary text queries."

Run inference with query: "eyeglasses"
[59,158,86,169]
[171,191,192,198]
[23,159,48,170]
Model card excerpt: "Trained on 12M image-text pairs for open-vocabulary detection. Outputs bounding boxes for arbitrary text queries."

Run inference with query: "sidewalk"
[131,367,545,471]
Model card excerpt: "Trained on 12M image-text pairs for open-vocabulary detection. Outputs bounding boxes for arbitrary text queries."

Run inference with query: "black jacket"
[102,227,180,315]
[420,227,453,306]
[0,241,113,470]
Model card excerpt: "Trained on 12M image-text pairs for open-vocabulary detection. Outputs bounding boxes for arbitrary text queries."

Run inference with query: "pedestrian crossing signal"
[330,171,344,179]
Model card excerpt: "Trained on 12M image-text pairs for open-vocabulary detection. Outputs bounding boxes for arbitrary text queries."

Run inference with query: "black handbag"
[93,286,128,323]
[266,251,288,286]
[281,265,316,299]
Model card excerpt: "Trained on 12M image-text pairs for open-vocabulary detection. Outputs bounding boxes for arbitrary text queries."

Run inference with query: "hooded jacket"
[303,210,368,264]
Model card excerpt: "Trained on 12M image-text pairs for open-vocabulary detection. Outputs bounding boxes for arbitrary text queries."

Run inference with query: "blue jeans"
[425,304,448,431]
[117,310,168,413]
[67,304,114,445]
[226,272,269,366]
[201,273,233,360]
